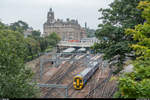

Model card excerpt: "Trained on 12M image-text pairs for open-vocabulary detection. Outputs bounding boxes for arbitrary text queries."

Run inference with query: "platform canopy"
[62,48,75,53]
[78,48,86,51]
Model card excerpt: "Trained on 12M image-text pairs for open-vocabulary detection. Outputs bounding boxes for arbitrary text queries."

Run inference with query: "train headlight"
[73,82,76,85]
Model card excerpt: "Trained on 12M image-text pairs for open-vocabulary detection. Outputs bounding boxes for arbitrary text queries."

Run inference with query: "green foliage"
[99,0,144,28]
[24,32,61,61]
[119,76,150,98]
[25,37,41,61]
[0,20,61,98]
[38,37,47,52]
[45,46,52,52]
[118,1,150,98]
[27,32,60,58]
[10,20,29,33]
[0,24,38,98]
[93,0,144,73]
[0,22,6,29]
[31,30,41,38]
[45,32,61,47]
[9,21,61,61]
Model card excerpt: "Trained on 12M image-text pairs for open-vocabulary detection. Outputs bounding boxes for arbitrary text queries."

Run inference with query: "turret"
[85,22,87,29]
[47,8,55,23]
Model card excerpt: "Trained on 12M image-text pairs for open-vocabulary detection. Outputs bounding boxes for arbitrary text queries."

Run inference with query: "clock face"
[48,13,52,17]
[48,12,53,17]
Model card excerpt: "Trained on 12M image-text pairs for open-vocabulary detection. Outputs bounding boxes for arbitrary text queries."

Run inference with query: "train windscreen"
[73,77,83,89]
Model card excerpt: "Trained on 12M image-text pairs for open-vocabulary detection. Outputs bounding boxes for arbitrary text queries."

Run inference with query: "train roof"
[92,61,99,66]
[76,61,99,77]
[63,48,75,53]
[80,67,93,77]
[78,48,86,51]
[89,61,99,67]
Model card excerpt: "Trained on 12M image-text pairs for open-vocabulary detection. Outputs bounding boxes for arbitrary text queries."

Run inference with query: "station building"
[43,8,87,41]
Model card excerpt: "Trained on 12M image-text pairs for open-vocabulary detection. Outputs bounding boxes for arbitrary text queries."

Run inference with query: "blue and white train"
[73,61,99,89]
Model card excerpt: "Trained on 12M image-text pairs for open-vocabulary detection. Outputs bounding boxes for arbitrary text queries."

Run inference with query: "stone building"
[43,8,86,41]
[81,28,87,39]
[23,27,33,38]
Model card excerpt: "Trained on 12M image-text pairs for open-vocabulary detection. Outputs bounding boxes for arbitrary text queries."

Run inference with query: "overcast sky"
[0,0,114,34]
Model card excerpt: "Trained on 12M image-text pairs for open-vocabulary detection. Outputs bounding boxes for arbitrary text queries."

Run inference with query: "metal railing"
[37,83,68,98]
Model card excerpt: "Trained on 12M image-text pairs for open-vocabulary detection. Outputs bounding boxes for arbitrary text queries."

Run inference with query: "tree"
[93,0,144,73]
[38,37,47,52]
[25,37,40,61]
[46,32,61,47]
[0,22,38,98]
[0,20,61,97]
[117,1,150,98]
[10,20,29,33]
[0,21,9,30]
[31,30,41,38]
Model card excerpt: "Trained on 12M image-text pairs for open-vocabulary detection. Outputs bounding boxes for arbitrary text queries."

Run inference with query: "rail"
[43,54,85,98]
[85,70,113,98]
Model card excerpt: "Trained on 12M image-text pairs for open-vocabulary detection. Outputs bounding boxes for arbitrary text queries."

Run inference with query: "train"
[73,61,99,89]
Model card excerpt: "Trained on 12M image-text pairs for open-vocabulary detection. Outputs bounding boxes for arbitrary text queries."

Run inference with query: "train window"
[79,79,82,83]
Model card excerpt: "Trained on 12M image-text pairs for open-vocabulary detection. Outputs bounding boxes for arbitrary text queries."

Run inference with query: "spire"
[49,8,52,12]
[85,22,87,29]
[76,19,78,24]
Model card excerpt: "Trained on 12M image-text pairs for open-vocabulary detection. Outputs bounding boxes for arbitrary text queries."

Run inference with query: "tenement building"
[43,8,87,40]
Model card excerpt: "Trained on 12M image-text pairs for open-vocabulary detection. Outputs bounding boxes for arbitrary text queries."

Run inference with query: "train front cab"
[73,76,83,90]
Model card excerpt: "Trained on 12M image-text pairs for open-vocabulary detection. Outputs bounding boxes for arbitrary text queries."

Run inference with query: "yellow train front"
[73,61,99,90]
[73,76,84,89]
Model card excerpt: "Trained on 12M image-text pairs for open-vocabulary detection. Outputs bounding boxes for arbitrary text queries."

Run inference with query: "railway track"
[85,69,113,98]
[43,63,76,97]
[46,62,69,83]
[98,74,118,98]
[43,54,87,98]
[45,55,89,98]
[40,61,70,97]
[53,61,87,98]
[88,66,102,98]
[107,81,118,97]
[40,54,115,98]
[96,78,117,98]
[67,64,102,98]
[45,55,76,83]
[63,54,103,98]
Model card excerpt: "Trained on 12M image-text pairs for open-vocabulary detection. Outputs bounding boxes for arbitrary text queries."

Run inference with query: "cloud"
[1,0,112,8]
[0,0,114,33]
